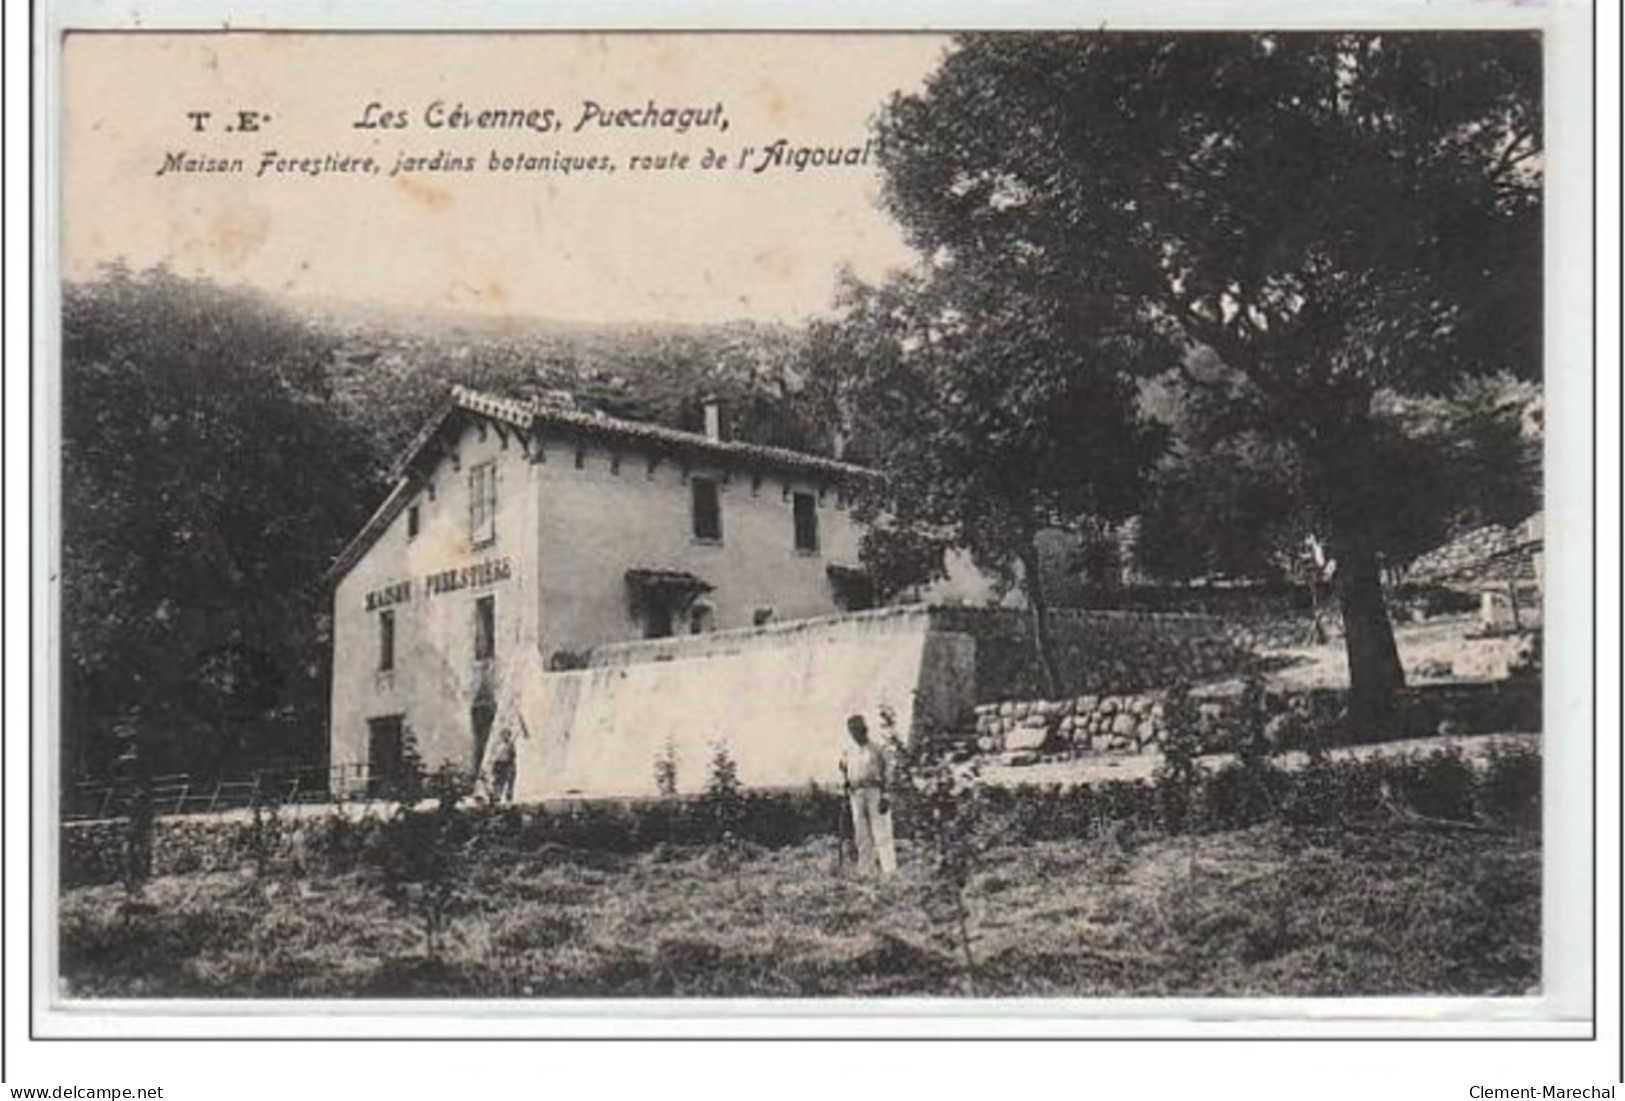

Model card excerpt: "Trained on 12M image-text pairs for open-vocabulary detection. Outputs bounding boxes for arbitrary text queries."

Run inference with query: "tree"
[872,32,1541,731]
[1137,370,1542,588]
[804,267,1169,697]
[61,265,384,782]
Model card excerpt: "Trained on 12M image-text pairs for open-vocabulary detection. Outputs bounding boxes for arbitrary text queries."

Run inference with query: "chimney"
[702,395,722,441]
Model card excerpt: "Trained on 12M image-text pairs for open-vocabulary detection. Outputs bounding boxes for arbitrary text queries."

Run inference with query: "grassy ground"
[60,820,1539,999]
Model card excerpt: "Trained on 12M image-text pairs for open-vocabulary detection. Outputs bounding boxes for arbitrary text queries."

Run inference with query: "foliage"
[59,738,1541,894]
[61,265,384,783]
[871,32,1541,731]
[322,306,824,462]
[370,762,483,959]
[1137,374,1541,587]
[1155,683,1203,833]
[702,742,745,839]
[243,793,287,879]
[803,268,1171,695]
[855,523,952,603]
[1479,742,1541,831]
[883,710,990,992]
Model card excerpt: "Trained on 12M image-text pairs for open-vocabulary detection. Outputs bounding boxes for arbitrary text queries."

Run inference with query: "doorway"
[471,699,497,775]
[643,596,675,638]
[366,715,405,796]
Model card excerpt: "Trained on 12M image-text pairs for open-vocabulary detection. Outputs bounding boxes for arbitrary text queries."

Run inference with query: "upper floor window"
[793,492,819,553]
[469,462,497,546]
[691,478,722,542]
[406,504,421,541]
[378,609,396,672]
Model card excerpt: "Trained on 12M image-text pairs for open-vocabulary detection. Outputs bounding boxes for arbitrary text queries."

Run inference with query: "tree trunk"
[1333,529,1406,738]
[1019,542,1063,699]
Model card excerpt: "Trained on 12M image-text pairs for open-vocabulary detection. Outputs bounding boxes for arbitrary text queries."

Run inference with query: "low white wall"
[507,607,974,799]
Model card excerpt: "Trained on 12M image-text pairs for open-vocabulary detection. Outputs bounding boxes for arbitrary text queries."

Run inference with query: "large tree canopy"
[1136,370,1542,585]
[803,261,1171,695]
[871,32,1541,729]
[62,265,384,780]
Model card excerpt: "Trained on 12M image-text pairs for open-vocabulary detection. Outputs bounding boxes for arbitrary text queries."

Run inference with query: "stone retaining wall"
[975,692,1171,757]
[930,606,1252,702]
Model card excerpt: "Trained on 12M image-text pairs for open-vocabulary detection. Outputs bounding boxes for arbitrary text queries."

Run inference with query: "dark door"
[366,715,405,796]
[644,597,674,639]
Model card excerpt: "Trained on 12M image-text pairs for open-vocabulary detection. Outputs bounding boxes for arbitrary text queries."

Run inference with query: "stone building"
[325,385,983,792]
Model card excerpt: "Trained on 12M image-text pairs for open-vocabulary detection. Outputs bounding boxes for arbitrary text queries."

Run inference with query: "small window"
[406,504,421,541]
[474,595,496,661]
[691,478,722,542]
[469,462,497,546]
[793,492,819,553]
[378,609,396,672]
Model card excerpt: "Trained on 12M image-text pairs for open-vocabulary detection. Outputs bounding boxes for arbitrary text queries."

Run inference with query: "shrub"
[1480,742,1541,830]
[1156,684,1202,834]
[1277,753,1346,828]
[1391,746,1478,822]
[886,711,989,993]
[702,742,745,840]
[371,762,483,959]
[56,741,1544,889]
[242,793,287,878]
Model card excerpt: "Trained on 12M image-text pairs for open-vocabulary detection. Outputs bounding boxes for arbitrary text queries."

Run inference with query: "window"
[406,504,420,540]
[474,595,496,661]
[691,478,722,542]
[378,610,396,672]
[793,492,819,553]
[469,462,497,546]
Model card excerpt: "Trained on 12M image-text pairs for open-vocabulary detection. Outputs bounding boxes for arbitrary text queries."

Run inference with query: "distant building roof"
[1406,512,1543,589]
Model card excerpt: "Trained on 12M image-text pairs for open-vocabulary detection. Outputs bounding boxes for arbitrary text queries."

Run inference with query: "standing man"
[838,714,897,879]
[488,726,518,804]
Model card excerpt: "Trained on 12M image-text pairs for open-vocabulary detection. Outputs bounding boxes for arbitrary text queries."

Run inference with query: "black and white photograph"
[43,18,1586,1030]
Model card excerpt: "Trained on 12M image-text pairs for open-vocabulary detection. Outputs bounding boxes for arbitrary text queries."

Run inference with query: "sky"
[61,33,952,325]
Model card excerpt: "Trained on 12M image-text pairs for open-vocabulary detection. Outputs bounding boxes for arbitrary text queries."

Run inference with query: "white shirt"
[840,740,887,789]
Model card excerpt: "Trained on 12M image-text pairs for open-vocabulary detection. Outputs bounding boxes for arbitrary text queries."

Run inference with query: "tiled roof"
[388,385,868,483]
[624,568,714,592]
[1406,513,1543,588]
[324,480,415,587]
[332,385,870,585]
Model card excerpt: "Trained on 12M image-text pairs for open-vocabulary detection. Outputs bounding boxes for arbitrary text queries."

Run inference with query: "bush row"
[981,740,1540,841]
[60,742,1540,888]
